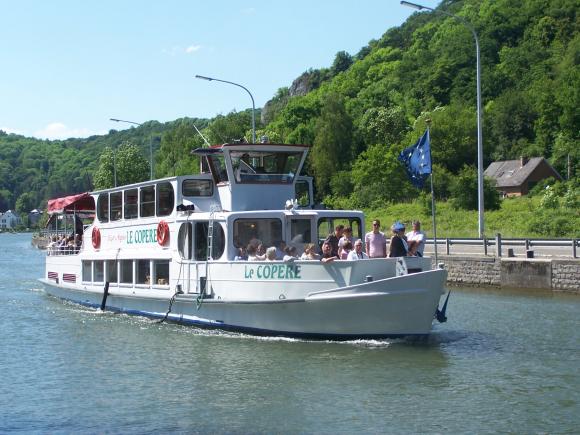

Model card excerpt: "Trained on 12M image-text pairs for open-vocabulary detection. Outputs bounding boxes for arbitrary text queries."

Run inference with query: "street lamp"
[110,118,154,180]
[195,75,256,143]
[401,1,485,238]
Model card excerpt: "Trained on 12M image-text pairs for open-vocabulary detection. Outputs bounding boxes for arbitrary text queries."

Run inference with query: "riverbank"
[434,255,580,293]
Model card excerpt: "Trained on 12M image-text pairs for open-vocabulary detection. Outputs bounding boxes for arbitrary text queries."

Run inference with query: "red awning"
[47,192,95,215]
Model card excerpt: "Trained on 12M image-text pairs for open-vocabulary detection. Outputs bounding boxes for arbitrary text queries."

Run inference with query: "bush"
[449,165,500,211]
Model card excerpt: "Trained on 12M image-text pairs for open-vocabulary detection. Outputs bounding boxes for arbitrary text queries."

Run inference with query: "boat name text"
[244,264,302,280]
[126,228,157,245]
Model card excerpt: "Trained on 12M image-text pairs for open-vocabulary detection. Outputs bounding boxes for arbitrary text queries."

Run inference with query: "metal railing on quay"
[421,235,579,258]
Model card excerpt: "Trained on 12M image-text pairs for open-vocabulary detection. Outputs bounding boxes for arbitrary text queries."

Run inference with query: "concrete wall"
[432,255,580,293]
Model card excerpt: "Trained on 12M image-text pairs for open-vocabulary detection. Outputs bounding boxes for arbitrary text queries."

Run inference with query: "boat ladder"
[198,205,220,308]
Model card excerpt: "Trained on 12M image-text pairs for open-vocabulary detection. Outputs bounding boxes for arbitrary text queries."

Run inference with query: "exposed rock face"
[261,70,321,124]
[289,72,314,97]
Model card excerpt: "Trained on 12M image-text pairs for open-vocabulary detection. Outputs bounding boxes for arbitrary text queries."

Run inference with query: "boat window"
[153,260,170,286]
[295,180,311,207]
[140,185,155,218]
[110,192,122,221]
[136,260,150,285]
[182,179,213,197]
[290,218,312,244]
[120,260,133,284]
[124,189,138,219]
[94,261,104,282]
[106,260,118,284]
[156,182,174,216]
[82,261,92,282]
[233,218,283,249]
[208,154,229,184]
[178,223,193,260]
[230,150,302,184]
[317,217,363,246]
[97,194,109,223]
[194,221,225,261]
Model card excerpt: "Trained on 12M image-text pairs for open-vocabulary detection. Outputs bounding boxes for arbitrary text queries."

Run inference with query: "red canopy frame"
[47,192,95,215]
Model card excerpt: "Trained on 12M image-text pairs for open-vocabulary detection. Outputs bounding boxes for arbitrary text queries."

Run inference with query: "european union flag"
[398,129,432,188]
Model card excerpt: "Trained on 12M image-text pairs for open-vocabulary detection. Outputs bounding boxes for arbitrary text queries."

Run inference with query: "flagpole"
[427,125,438,268]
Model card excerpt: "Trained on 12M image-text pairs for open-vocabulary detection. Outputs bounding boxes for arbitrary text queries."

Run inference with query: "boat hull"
[40,268,447,339]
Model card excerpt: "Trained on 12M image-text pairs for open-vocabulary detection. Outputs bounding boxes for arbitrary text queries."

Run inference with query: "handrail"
[417,236,579,258]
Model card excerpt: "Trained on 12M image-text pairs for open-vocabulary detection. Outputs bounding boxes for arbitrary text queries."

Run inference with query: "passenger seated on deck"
[234,246,248,261]
[325,225,344,257]
[275,240,286,260]
[283,246,297,262]
[320,241,339,263]
[300,243,320,260]
[340,240,353,259]
[73,234,82,253]
[265,247,277,261]
[347,239,369,260]
[247,244,265,261]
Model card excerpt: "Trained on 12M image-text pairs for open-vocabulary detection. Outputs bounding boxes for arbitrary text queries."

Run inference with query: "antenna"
[192,123,211,146]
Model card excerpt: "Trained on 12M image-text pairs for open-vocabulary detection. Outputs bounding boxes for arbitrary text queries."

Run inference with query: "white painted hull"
[40,264,447,339]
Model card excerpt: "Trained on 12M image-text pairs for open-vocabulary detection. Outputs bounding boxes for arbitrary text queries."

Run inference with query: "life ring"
[92,226,101,249]
[157,220,169,246]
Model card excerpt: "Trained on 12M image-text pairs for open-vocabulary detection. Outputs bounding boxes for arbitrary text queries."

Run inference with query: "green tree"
[15,192,37,215]
[449,165,500,211]
[92,147,116,190]
[349,145,414,208]
[156,120,205,177]
[93,142,149,189]
[331,51,353,76]
[310,93,353,197]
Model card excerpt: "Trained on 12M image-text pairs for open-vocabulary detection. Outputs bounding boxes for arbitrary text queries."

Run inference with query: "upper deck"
[192,142,311,211]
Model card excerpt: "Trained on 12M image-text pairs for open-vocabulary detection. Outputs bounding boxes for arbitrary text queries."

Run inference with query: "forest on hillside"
[1,0,578,219]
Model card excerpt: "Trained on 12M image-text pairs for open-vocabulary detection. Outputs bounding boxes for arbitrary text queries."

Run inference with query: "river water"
[1,233,578,434]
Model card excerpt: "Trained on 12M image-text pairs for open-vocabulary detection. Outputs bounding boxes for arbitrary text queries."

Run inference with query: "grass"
[365,195,580,239]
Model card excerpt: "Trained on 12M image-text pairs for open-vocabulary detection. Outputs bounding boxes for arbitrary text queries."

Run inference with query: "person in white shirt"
[406,220,426,257]
[347,239,369,260]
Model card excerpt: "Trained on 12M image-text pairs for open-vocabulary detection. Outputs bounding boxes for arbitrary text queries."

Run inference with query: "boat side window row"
[178,222,226,261]
[82,259,170,288]
[97,182,174,223]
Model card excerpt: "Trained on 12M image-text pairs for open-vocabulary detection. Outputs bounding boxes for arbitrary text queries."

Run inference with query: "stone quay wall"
[431,255,580,293]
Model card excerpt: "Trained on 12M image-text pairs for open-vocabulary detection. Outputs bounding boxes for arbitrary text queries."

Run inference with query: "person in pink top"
[365,219,387,258]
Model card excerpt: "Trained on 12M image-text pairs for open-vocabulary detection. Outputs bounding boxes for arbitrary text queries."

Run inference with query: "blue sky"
[0,0,439,140]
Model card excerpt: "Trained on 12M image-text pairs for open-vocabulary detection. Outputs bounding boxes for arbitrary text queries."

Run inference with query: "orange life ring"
[92,226,101,249]
[157,220,169,246]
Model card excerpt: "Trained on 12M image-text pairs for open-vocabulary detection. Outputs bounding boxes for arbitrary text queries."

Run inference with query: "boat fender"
[92,226,101,249]
[157,220,170,246]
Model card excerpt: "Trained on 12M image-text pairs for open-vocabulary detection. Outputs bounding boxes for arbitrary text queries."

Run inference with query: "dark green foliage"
[93,142,149,190]
[449,165,500,211]
[1,0,578,224]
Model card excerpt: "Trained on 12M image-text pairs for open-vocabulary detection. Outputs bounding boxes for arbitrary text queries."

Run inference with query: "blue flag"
[398,129,432,188]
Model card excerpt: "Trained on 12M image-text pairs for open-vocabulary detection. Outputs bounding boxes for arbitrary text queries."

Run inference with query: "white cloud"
[33,122,105,140]
[185,44,201,54]
[163,44,202,56]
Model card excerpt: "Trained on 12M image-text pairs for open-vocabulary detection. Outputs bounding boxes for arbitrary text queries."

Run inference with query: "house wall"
[524,161,562,194]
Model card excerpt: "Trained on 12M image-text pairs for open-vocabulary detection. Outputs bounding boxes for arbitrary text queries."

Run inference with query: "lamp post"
[401,1,485,238]
[110,118,154,180]
[195,75,256,143]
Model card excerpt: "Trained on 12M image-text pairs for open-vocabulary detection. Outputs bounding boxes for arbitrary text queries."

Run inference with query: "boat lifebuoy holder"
[92,226,101,249]
[157,220,169,246]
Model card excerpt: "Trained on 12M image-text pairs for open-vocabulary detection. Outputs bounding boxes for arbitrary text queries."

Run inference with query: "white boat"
[40,142,448,339]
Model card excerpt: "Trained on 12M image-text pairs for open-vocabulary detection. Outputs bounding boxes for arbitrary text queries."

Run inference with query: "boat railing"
[47,245,81,256]
[413,235,579,258]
